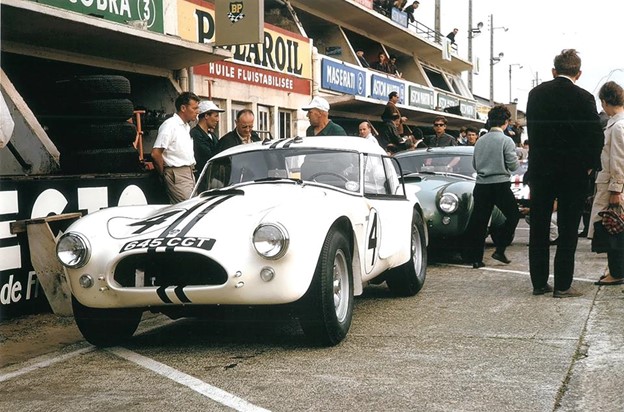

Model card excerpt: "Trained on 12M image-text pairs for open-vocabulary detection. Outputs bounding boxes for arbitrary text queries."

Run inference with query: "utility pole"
[434,0,441,43]
[468,0,474,92]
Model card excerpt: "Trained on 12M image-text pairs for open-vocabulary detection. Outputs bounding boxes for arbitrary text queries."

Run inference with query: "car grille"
[113,252,228,287]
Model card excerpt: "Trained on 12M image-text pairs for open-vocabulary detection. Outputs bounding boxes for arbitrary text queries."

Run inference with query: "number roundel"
[364,208,379,273]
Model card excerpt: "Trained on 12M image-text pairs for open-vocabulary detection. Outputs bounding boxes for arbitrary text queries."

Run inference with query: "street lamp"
[467,0,483,93]
[489,14,508,105]
[508,63,523,103]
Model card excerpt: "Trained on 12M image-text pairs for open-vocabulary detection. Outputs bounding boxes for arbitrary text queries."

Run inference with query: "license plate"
[120,237,215,252]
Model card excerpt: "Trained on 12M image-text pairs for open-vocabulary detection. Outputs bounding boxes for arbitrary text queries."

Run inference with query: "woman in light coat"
[589,81,624,285]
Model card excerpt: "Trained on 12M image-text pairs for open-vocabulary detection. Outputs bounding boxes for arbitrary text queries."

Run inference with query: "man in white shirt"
[358,121,379,146]
[151,92,200,204]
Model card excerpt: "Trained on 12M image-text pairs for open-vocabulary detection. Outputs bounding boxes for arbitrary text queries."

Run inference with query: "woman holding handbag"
[589,81,624,285]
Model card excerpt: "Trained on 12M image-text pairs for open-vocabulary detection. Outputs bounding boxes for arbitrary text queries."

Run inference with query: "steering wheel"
[308,171,349,183]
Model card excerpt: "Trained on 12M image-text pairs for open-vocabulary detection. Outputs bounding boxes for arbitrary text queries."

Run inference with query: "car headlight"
[439,193,459,214]
[56,233,91,268]
[252,223,289,259]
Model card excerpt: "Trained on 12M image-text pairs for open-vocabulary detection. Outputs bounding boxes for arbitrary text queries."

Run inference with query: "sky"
[416,0,624,111]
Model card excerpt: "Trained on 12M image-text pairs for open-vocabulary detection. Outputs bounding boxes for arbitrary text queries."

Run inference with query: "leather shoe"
[553,287,583,298]
[472,261,485,269]
[532,284,554,295]
[491,252,511,264]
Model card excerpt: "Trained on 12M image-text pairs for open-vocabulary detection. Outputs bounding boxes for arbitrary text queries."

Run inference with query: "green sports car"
[395,146,508,260]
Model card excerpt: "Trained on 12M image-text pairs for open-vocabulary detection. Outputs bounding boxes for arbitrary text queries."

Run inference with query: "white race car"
[57,136,427,347]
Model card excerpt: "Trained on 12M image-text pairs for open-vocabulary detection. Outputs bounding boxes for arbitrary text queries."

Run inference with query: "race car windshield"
[397,154,474,177]
[203,149,360,191]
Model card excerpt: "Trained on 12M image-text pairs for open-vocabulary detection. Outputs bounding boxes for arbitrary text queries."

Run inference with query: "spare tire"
[55,75,131,98]
[60,147,142,174]
[49,122,137,149]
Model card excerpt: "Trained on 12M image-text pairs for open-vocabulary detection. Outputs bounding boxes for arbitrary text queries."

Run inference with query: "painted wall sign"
[0,175,166,320]
[371,74,404,102]
[408,84,435,110]
[194,61,311,95]
[321,59,366,96]
[34,0,164,33]
[179,0,312,79]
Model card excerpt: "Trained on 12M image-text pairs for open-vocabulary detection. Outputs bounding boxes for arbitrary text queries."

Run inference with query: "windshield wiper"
[253,177,303,184]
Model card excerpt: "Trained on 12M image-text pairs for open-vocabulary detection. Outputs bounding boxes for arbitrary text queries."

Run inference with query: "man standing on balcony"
[355,49,370,68]
[446,28,459,45]
[403,1,419,24]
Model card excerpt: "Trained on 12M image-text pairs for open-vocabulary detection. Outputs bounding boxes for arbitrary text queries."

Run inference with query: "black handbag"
[592,220,624,253]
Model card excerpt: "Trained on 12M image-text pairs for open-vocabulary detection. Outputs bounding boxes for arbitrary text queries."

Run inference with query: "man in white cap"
[151,91,200,204]
[191,100,224,180]
[302,96,346,136]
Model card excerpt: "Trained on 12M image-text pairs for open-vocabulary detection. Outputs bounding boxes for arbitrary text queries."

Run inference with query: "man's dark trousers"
[529,175,588,291]
[466,182,520,263]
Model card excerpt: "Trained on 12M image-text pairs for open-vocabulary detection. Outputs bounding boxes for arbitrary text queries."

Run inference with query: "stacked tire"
[48,75,141,174]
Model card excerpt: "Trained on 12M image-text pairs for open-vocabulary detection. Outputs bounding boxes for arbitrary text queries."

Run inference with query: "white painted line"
[0,317,175,383]
[108,347,271,412]
[0,346,95,383]
[442,263,598,283]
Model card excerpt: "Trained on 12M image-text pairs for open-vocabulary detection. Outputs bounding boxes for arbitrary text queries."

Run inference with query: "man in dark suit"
[526,49,604,298]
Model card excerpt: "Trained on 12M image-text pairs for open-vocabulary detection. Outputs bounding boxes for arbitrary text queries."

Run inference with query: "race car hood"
[105,183,346,240]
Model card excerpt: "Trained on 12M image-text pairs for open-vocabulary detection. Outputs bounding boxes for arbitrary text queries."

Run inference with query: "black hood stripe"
[158,196,224,238]
[176,194,235,237]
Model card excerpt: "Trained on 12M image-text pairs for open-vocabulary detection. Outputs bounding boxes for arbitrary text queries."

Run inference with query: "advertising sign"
[194,61,311,95]
[437,92,459,110]
[214,0,263,46]
[179,0,312,79]
[391,7,408,27]
[460,100,477,118]
[371,75,404,102]
[408,84,435,110]
[34,0,164,33]
[321,59,366,96]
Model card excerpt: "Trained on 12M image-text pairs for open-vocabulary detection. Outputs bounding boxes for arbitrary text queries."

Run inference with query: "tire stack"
[47,75,141,174]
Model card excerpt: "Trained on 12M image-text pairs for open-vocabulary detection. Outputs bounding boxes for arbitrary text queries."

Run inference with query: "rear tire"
[299,227,354,346]
[72,296,141,347]
[386,210,427,296]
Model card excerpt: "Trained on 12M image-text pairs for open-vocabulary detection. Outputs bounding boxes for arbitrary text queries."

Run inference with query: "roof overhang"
[289,0,471,73]
[1,0,231,71]
[325,94,485,130]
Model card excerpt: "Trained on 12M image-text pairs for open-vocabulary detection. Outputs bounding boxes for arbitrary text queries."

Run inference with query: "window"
[257,105,271,140]
[363,155,388,195]
[423,66,451,92]
[230,103,247,131]
[279,110,292,139]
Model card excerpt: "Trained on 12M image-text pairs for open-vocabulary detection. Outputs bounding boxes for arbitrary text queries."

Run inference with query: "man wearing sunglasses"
[426,116,457,147]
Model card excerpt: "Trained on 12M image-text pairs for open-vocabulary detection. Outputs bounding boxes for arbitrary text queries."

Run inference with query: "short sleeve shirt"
[306,120,347,136]
[153,113,195,167]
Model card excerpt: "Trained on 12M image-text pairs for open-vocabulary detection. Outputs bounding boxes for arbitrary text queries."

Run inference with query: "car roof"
[394,146,475,158]
[214,135,388,159]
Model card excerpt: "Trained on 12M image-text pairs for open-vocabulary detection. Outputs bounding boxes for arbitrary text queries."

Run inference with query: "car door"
[362,154,413,272]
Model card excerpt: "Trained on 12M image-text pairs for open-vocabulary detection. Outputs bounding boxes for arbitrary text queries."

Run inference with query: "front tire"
[386,210,427,296]
[72,296,142,347]
[299,227,354,346]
